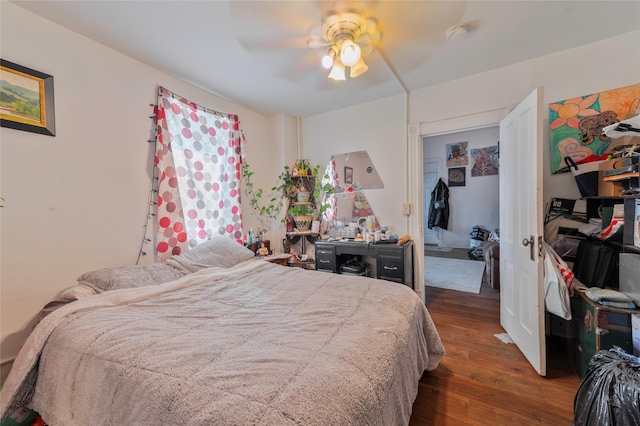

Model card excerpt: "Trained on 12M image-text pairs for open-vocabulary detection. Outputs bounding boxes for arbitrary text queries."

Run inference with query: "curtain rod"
[157,86,237,119]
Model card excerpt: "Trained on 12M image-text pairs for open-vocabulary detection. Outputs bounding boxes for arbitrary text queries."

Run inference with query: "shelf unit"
[283,175,320,268]
[601,162,638,197]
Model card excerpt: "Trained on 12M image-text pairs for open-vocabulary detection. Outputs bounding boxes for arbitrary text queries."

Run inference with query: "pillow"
[165,236,254,273]
[77,263,184,292]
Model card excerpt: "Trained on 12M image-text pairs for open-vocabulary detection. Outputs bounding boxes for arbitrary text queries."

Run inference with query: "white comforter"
[1,260,444,425]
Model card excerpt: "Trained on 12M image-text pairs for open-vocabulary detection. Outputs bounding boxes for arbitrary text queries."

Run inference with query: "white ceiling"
[11,0,640,118]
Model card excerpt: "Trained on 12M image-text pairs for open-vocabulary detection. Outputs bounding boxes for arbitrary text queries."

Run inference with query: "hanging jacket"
[428,178,450,230]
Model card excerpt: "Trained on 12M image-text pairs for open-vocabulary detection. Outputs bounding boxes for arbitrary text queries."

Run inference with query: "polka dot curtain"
[154,87,244,260]
[323,159,337,221]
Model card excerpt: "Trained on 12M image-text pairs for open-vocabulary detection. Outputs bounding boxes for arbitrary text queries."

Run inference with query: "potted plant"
[242,160,333,222]
[242,163,294,220]
[287,204,316,231]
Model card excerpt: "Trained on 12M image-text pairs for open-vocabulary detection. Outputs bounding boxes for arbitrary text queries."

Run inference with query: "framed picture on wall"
[471,146,499,177]
[448,167,466,187]
[0,59,56,136]
[446,141,469,167]
[344,166,353,184]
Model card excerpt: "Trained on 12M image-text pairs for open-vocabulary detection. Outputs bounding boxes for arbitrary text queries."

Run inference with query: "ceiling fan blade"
[307,37,330,49]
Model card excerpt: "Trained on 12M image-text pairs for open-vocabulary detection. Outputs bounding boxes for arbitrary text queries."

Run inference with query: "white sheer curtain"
[154,87,243,260]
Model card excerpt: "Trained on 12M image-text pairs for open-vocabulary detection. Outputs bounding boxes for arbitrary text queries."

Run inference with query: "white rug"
[424,256,485,294]
[424,245,453,253]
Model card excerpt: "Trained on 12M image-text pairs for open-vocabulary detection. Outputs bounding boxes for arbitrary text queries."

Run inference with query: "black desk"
[315,240,414,287]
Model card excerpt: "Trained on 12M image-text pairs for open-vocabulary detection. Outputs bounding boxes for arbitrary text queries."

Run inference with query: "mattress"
[1,260,444,425]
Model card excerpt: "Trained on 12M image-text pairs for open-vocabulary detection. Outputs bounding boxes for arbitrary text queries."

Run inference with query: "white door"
[424,159,442,245]
[499,88,546,376]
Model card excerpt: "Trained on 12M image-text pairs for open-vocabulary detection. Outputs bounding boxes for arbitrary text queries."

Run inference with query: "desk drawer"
[378,254,404,283]
[315,248,336,272]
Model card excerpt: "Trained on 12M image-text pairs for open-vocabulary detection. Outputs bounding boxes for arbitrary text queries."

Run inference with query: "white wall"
[410,30,640,203]
[302,94,409,237]
[242,113,299,250]
[302,30,639,252]
[424,126,500,248]
[0,3,277,363]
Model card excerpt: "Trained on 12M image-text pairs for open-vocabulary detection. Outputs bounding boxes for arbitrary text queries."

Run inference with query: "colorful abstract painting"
[446,141,469,167]
[471,146,499,177]
[549,83,640,174]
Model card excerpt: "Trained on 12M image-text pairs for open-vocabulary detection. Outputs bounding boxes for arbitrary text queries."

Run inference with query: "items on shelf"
[602,114,640,138]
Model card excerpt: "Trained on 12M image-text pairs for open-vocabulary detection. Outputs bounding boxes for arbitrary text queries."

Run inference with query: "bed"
[0,237,445,425]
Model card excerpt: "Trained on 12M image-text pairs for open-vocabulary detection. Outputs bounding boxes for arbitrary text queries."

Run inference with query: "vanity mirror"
[329,151,384,193]
[321,151,383,225]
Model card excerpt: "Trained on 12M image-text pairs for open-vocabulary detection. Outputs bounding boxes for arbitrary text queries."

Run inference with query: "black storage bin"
[573,239,618,288]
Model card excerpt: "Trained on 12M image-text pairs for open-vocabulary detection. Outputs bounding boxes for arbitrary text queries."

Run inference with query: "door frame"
[407,108,510,305]
[423,156,443,246]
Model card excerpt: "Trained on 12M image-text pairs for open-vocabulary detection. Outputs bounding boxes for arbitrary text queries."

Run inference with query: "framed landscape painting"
[0,59,56,136]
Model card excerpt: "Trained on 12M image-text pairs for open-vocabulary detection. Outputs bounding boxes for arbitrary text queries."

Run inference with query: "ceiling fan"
[229,1,467,89]
[307,10,381,80]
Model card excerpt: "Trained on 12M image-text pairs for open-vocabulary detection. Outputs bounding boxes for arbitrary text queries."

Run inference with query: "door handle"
[522,236,535,261]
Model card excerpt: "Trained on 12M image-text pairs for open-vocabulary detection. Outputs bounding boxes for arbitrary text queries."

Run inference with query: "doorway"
[423,157,442,246]
[422,127,500,250]
[406,110,506,304]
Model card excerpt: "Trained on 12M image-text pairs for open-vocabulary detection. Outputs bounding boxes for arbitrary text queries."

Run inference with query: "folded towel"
[585,288,633,303]
[623,292,640,307]
[598,300,637,309]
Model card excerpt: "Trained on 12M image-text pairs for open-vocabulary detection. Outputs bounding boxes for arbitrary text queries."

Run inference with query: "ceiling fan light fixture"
[349,56,368,78]
[328,59,346,81]
[322,55,334,69]
[322,46,337,69]
[320,11,379,80]
[340,39,361,67]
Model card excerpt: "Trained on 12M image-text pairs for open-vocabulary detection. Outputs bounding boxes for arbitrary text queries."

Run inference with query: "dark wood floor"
[410,248,581,425]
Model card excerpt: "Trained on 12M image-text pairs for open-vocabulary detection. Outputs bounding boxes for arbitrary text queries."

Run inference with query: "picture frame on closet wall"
[448,167,466,187]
